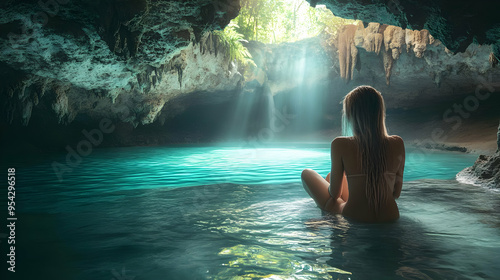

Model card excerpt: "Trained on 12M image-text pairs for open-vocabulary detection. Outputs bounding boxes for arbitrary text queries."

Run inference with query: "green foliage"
[213,23,256,67]
[231,0,358,44]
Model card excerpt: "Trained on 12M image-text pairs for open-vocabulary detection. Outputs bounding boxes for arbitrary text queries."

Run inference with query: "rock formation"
[337,24,358,81]
[1,0,499,150]
[457,122,500,188]
[0,0,242,127]
[306,0,500,57]
[336,22,437,84]
[498,122,500,152]
[1,32,243,128]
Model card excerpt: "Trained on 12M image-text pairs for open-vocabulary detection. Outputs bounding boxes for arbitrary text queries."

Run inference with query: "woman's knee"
[301,168,314,181]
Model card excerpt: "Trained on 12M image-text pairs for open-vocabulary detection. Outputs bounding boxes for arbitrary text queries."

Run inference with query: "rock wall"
[1,31,243,127]
[0,0,242,127]
[0,0,240,89]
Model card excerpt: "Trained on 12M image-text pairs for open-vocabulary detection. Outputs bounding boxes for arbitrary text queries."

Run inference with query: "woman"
[302,86,405,222]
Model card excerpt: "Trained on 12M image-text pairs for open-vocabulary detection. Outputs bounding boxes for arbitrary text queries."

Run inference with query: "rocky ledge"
[457,122,500,188]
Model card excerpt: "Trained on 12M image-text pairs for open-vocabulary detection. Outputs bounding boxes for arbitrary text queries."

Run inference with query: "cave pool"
[6,144,500,279]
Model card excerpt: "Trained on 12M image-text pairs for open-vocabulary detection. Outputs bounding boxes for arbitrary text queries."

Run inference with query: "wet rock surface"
[458,123,500,188]
[458,152,500,188]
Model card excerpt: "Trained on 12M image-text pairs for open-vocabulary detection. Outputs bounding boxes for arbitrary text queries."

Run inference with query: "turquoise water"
[3,145,500,279]
[17,145,480,192]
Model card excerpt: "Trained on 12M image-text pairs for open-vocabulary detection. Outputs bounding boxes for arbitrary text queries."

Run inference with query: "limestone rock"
[457,153,500,188]
[497,122,500,151]
[457,123,500,188]
[1,31,244,127]
[362,22,383,54]
[0,0,240,91]
[337,25,358,81]
[306,0,500,57]
[406,29,431,58]
[336,22,438,83]
[383,25,404,60]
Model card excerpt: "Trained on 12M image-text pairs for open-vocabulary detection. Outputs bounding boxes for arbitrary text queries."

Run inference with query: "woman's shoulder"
[331,136,355,149]
[331,137,353,156]
[332,136,355,144]
[387,135,404,143]
[387,135,405,149]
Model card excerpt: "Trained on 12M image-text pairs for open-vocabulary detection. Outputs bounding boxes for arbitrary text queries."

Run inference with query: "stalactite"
[383,25,405,59]
[199,32,221,58]
[337,25,358,81]
[362,23,383,55]
[490,52,498,68]
[353,22,365,46]
[405,29,431,58]
[405,29,413,53]
[382,48,394,85]
[335,21,435,84]
[350,42,358,80]
[52,85,71,124]
[175,64,183,88]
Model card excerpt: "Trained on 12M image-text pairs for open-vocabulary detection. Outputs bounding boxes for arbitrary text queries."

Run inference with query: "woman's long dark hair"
[343,86,389,214]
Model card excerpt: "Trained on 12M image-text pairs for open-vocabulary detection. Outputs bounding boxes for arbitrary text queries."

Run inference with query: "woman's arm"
[393,136,405,199]
[328,138,345,200]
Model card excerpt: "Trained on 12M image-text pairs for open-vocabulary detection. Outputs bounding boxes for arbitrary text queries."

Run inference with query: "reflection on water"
[9,145,480,195]
[3,146,500,279]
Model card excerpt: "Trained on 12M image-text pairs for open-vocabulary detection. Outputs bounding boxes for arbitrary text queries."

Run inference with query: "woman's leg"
[340,173,349,202]
[325,172,348,201]
[302,169,345,213]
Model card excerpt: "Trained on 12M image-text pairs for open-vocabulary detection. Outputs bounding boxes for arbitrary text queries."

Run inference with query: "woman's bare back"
[336,135,405,222]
